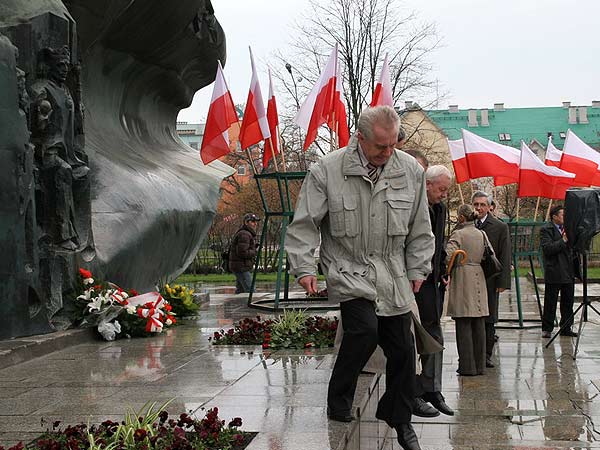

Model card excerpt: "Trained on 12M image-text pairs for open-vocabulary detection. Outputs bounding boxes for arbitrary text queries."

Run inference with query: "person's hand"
[298,275,318,295]
[496,287,506,293]
[411,279,424,293]
[562,233,568,243]
[441,275,450,287]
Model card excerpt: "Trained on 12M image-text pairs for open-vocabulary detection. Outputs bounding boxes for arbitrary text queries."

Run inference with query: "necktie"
[367,163,379,184]
[476,219,483,229]
[559,225,564,235]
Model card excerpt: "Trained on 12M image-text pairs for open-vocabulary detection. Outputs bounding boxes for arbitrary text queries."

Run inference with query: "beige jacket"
[445,221,489,318]
[286,136,434,316]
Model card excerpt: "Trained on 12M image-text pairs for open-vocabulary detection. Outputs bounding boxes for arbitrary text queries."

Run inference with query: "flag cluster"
[200,45,354,168]
[448,129,600,200]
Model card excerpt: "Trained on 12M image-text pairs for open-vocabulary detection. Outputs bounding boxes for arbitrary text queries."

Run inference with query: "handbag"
[480,231,503,279]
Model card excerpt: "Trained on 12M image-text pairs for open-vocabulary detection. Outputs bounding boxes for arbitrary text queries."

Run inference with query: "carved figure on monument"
[30,45,90,251]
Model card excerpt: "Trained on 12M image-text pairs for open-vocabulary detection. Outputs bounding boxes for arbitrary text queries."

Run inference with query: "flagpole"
[246,147,259,175]
[516,197,520,222]
[457,183,465,204]
[534,196,541,221]
[330,110,336,153]
[267,138,279,172]
[545,199,553,221]
[276,124,287,172]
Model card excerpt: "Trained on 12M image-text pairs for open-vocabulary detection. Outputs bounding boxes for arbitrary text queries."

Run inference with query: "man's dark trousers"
[542,283,575,332]
[327,298,415,425]
[415,282,444,395]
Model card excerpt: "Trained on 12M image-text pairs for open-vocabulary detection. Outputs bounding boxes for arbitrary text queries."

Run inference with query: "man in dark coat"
[540,205,578,338]
[413,165,454,417]
[472,191,512,368]
[229,213,260,293]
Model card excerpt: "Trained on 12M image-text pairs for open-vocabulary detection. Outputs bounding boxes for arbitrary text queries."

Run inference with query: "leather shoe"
[327,410,355,422]
[412,397,439,417]
[560,330,578,337]
[485,358,495,368]
[542,331,551,338]
[424,392,454,416]
[394,423,421,450]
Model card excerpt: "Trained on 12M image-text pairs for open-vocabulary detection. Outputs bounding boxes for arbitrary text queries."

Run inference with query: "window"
[498,133,512,141]
[559,131,566,139]
[237,165,246,176]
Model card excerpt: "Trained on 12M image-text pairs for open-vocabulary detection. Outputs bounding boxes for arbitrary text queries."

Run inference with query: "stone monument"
[0,0,230,339]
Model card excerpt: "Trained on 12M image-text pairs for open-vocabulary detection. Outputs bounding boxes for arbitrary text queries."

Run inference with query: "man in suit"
[413,165,454,417]
[540,205,578,338]
[472,191,512,368]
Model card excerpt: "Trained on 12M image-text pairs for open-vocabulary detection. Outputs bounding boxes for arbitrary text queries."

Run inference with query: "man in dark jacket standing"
[229,213,260,293]
[472,191,512,368]
[413,165,454,418]
[540,205,578,338]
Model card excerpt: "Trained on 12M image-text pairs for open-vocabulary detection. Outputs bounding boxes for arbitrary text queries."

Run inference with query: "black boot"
[394,423,421,450]
[423,392,454,416]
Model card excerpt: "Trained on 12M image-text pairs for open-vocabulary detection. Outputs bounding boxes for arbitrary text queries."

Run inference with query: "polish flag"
[239,47,271,150]
[327,61,350,148]
[559,129,600,186]
[544,137,563,168]
[263,69,280,169]
[518,141,575,200]
[448,139,470,184]
[462,129,520,186]
[370,53,393,107]
[200,61,239,164]
[295,46,337,150]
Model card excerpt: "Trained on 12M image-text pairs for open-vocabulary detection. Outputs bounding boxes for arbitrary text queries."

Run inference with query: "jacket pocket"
[385,195,412,236]
[328,195,359,237]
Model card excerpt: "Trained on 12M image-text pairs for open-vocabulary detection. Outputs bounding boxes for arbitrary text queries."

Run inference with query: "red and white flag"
[448,139,470,184]
[327,61,350,148]
[239,47,271,150]
[518,141,575,200]
[462,129,520,186]
[294,46,338,150]
[544,137,563,168]
[370,53,394,107]
[200,61,239,164]
[559,129,600,186]
[263,69,280,169]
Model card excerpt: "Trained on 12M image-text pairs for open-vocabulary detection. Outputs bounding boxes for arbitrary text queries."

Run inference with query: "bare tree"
[272,0,442,132]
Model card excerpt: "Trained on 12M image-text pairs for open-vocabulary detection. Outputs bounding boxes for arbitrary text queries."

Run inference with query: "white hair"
[425,165,452,182]
[357,105,400,140]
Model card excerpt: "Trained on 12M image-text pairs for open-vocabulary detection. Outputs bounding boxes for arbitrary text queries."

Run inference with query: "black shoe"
[424,392,454,416]
[494,334,499,342]
[412,397,439,418]
[394,423,421,450]
[560,330,578,337]
[327,409,355,422]
[485,358,495,368]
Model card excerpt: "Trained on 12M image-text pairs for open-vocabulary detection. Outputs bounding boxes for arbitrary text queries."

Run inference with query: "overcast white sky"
[177,0,600,123]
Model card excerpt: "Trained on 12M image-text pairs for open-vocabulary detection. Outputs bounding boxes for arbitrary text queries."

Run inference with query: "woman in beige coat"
[446,205,489,376]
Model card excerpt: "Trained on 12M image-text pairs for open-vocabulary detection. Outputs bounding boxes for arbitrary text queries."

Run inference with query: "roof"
[426,105,600,149]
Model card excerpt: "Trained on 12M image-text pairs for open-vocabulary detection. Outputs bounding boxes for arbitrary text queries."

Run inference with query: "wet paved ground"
[2,279,600,449]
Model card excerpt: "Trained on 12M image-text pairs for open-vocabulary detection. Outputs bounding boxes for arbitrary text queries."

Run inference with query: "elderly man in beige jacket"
[285,106,434,450]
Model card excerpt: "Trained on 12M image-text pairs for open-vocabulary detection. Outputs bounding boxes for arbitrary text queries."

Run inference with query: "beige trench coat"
[445,221,489,318]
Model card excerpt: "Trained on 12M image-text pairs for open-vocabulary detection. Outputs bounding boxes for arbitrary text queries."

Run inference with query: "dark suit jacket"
[415,202,446,323]
[479,214,512,290]
[540,222,577,284]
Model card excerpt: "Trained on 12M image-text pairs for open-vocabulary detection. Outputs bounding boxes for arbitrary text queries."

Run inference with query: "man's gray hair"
[472,190,492,205]
[357,105,400,141]
[426,165,452,182]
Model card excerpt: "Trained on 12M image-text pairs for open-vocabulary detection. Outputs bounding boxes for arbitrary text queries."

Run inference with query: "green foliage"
[211,314,338,350]
[161,284,199,318]
[7,400,253,450]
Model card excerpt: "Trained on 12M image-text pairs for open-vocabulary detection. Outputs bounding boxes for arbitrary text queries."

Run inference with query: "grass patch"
[175,273,326,283]
[516,266,600,278]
